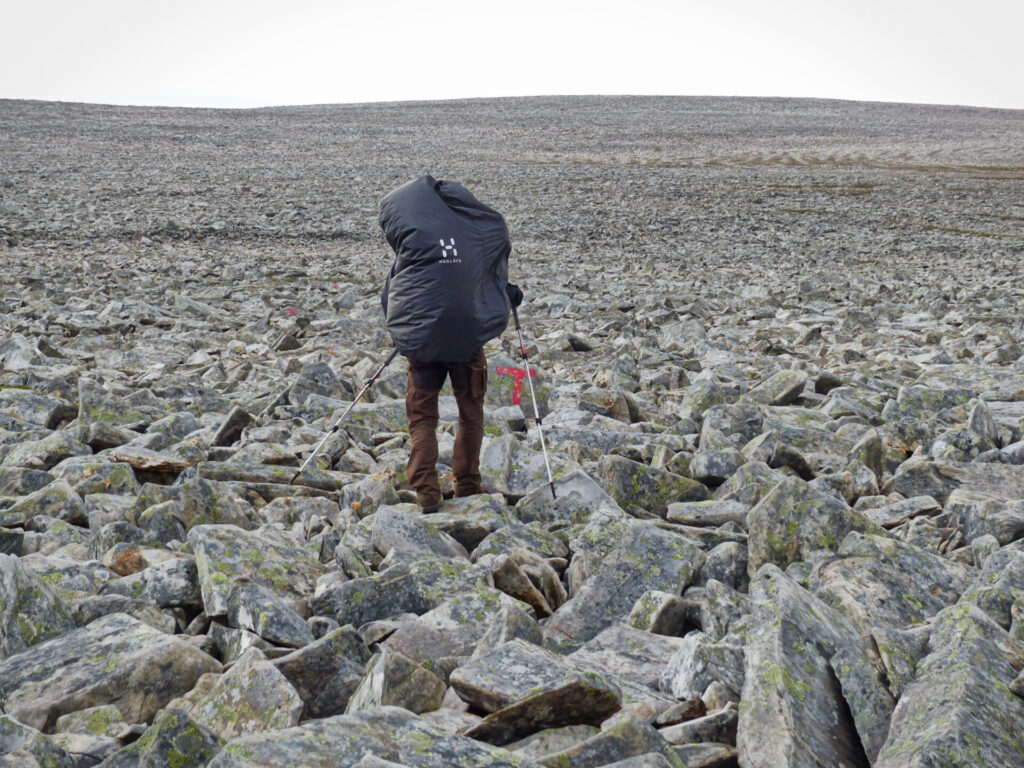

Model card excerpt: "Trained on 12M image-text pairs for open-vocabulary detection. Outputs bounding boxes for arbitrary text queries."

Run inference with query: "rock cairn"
[1,96,1023,767]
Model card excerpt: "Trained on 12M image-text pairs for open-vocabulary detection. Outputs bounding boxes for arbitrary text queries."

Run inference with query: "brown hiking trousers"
[405,349,487,508]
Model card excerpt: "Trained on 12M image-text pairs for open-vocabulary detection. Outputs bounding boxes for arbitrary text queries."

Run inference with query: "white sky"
[2,0,1022,110]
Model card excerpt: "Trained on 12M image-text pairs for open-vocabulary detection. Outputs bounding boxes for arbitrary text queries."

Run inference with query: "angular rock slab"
[0,478,86,527]
[206,706,541,767]
[458,643,620,746]
[737,566,895,766]
[543,523,704,643]
[0,552,75,660]
[451,638,617,714]
[97,707,223,768]
[273,625,372,719]
[311,555,491,628]
[567,623,685,692]
[383,587,535,662]
[345,648,446,715]
[370,505,469,561]
[0,612,220,731]
[513,468,625,527]
[875,602,1024,767]
[189,524,325,617]
[539,712,685,768]
[809,531,970,630]
[746,475,882,576]
[187,647,302,741]
[893,458,1024,505]
[598,455,707,515]
[227,579,315,648]
[0,714,75,768]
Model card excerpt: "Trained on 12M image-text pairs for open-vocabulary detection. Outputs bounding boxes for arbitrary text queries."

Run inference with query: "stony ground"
[1,95,1024,768]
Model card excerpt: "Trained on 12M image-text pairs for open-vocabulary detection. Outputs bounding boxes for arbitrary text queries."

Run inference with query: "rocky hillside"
[1,95,1023,767]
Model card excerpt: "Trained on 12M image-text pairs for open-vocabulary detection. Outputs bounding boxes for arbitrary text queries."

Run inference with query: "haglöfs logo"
[439,238,461,263]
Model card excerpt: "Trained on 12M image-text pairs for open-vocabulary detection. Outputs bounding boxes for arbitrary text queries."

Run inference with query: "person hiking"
[379,175,523,512]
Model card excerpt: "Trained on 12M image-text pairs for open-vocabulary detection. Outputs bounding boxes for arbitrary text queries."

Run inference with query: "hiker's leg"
[405,362,443,508]
[452,349,487,497]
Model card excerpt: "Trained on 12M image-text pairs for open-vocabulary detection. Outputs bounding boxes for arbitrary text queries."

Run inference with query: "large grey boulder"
[809,532,971,630]
[568,623,685,692]
[345,648,447,715]
[0,714,75,768]
[1,432,91,471]
[185,647,303,740]
[311,555,491,628]
[746,476,883,576]
[737,566,895,766]
[875,602,1024,767]
[0,552,75,659]
[383,586,535,661]
[544,523,704,643]
[537,712,685,767]
[272,625,372,719]
[95,707,222,768]
[513,469,624,527]
[0,612,220,731]
[598,456,707,515]
[189,524,326,617]
[370,505,469,561]
[741,369,808,406]
[226,579,315,647]
[0,479,86,526]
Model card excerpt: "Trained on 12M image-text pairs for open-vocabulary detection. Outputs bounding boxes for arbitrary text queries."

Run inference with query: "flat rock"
[458,643,620,746]
[370,504,468,561]
[809,531,971,630]
[311,555,491,628]
[108,446,192,473]
[598,455,708,515]
[0,612,220,731]
[513,469,624,527]
[568,623,685,691]
[535,712,684,768]
[189,524,325,617]
[740,369,808,406]
[206,705,541,767]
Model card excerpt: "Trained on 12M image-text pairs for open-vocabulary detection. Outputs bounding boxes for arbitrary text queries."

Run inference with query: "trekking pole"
[512,307,556,500]
[290,348,399,484]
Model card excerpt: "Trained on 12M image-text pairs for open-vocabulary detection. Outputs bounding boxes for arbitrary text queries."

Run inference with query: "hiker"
[379,175,523,512]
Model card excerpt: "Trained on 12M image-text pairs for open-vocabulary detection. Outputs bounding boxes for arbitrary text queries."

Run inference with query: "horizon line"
[2,93,1023,114]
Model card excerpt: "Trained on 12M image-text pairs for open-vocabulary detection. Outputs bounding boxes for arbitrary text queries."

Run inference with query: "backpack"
[379,175,512,362]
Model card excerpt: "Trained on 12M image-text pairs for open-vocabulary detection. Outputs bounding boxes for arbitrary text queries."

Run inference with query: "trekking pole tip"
[549,482,557,500]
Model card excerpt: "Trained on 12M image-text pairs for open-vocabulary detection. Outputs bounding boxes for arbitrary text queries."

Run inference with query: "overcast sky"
[3,0,1022,110]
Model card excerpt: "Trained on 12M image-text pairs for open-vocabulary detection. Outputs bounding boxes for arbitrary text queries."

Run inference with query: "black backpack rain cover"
[379,175,512,362]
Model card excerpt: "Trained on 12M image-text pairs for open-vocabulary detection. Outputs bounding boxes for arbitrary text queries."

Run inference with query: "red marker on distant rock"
[495,365,535,405]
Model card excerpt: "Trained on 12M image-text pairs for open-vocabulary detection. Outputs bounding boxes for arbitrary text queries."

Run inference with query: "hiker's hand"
[506,282,523,308]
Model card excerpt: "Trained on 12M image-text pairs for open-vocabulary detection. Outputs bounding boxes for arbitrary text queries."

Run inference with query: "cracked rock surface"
[1,94,1023,766]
